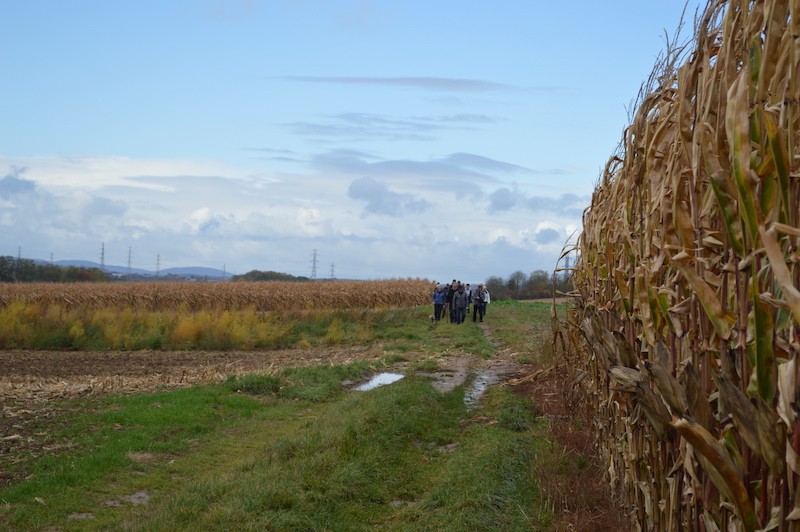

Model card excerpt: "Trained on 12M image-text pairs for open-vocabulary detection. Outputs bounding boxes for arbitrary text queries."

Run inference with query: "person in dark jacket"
[445,279,458,323]
[452,284,469,324]
[432,284,447,322]
[472,283,489,322]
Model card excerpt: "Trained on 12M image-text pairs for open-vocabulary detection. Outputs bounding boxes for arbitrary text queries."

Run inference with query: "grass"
[0,296,507,354]
[0,386,271,529]
[0,305,441,351]
[0,300,568,530]
[0,371,549,530]
[484,300,563,364]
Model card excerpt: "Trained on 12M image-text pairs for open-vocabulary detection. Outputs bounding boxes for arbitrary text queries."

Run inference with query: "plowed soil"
[0,345,392,488]
[0,346,388,402]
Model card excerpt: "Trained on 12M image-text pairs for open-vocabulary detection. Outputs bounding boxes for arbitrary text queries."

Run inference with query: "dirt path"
[409,321,524,399]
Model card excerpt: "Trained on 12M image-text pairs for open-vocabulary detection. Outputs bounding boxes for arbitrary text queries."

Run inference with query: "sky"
[0,1,705,282]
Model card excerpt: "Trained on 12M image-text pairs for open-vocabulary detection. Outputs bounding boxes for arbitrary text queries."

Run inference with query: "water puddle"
[354,372,404,391]
[464,371,500,408]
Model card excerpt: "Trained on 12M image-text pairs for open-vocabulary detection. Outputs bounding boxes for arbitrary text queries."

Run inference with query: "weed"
[224,374,282,396]
[381,354,408,365]
[413,358,440,372]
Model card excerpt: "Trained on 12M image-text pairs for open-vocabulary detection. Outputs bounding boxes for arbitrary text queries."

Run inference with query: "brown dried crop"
[556,1,800,530]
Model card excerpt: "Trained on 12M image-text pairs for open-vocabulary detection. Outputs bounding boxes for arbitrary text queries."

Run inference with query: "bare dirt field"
[0,344,392,488]
[0,346,389,402]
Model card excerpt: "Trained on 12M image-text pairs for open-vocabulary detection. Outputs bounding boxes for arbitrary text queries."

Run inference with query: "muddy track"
[411,320,526,397]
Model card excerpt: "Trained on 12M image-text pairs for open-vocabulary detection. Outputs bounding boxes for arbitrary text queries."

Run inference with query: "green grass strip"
[1,367,550,530]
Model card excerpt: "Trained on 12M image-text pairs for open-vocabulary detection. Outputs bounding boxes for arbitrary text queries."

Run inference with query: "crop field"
[0,278,434,404]
[0,278,433,400]
[0,279,432,311]
[559,0,800,530]
[0,279,432,352]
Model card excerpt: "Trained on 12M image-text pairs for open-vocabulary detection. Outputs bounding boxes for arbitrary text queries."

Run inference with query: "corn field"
[0,279,432,312]
[560,0,800,530]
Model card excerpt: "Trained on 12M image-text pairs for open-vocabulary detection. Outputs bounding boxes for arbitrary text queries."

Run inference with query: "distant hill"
[52,260,230,279]
[161,266,230,277]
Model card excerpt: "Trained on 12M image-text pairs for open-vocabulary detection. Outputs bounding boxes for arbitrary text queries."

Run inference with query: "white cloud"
[0,156,274,191]
[0,154,584,280]
[296,207,326,236]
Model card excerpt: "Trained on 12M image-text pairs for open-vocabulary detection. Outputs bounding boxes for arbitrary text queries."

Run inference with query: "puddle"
[354,372,404,391]
[464,371,500,408]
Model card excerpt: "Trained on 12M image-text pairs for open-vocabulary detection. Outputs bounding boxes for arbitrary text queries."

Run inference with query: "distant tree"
[474,265,576,301]
[553,270,572,296]
[506,270,527,298]
[0,256,112,283]
[485,276,508,300]
[231,270,310,282]
[524,270,550,298]
[0,256,15,282]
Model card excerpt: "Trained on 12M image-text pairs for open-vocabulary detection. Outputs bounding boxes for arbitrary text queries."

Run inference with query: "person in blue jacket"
[432,283,447,322]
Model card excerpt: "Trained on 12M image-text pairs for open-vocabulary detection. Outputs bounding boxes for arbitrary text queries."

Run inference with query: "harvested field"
[0,345,390,488]
[0,346,388,402]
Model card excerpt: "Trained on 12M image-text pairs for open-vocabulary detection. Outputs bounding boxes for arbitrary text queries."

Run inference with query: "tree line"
[231,270,310,282]
[0,256,111,282]
[484,269,572,301]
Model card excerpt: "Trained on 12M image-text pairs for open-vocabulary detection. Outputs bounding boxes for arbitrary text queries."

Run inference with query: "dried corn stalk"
[0,279,432,312]
[559,0,800,529]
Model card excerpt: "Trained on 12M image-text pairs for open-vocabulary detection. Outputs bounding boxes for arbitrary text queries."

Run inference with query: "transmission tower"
[156,253,161,277]
[100,242,105,271]
[127,246,132,275]
[330,262,336,280]
[311,249,318,279]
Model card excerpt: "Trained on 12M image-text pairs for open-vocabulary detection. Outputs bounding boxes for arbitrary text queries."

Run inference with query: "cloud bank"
[0,152,585,281]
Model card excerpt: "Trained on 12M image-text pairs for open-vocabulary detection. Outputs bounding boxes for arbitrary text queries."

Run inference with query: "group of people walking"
[432,280,490,324]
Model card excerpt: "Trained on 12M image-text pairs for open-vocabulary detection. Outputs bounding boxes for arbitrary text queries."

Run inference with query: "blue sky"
[0,1,703,281]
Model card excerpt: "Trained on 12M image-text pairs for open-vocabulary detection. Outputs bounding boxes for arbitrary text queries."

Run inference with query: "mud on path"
[413,322,525,396]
